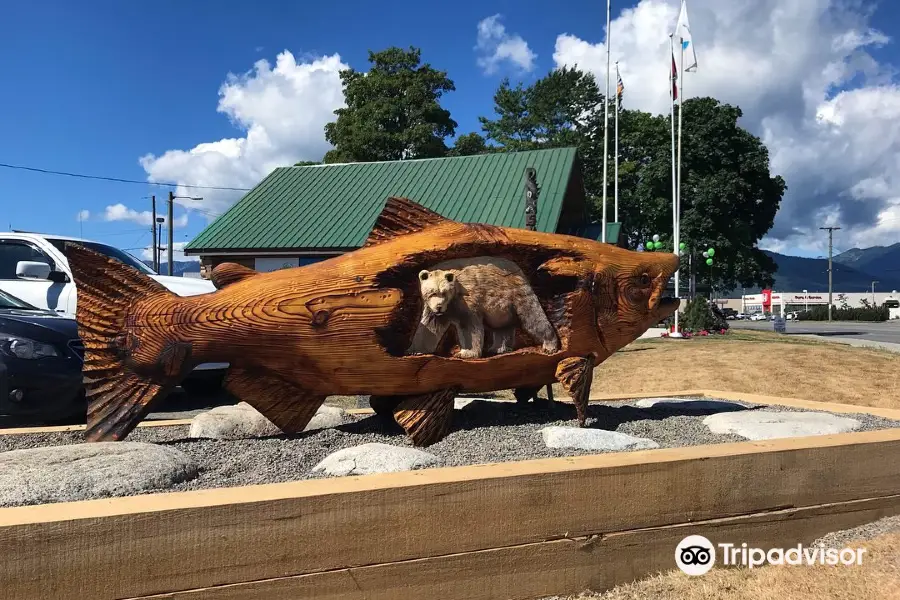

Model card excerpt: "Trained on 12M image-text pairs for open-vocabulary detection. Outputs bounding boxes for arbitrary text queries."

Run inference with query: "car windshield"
[47,239,156,274]
[0,288,38,310]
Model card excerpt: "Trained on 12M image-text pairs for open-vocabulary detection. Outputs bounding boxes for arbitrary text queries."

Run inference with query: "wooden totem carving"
[64,197,679,446]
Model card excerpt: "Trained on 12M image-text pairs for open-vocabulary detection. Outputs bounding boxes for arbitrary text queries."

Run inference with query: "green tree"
[477,67,610,224]
[658,98,786,291]
[293,160,321,166]
[479,67,785,290]
[448,132,491,156]
[323,46,457,162]
[479,67,604,151]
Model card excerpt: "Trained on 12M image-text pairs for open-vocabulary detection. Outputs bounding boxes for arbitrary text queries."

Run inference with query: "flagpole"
[614,61,620,224]
[669,34,682,337]
[601,0,611,243]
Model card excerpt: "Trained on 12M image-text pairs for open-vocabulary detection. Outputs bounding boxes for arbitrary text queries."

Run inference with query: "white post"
[614,61,620,224]
[675,35,685,332]
[601,0,611,243]
[669,35,682,338]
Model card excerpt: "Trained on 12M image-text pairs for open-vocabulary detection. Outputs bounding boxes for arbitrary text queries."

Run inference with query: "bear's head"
[418,269,458,316]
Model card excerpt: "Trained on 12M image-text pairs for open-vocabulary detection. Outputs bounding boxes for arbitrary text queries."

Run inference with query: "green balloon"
[706,258,713,266]
[707,248,715,257]
[679,242,686,250]
[645,241,653,250]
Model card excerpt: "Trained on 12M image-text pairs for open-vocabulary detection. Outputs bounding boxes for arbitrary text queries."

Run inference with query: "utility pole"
[819,226,841,322]
[167,191,175,276]
[151,195,158,272]
[872,280,879,305]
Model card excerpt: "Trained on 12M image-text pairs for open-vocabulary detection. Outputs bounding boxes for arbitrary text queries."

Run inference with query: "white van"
[0,231,228,394]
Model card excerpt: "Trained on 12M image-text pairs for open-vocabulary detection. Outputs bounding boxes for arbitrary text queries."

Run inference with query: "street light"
[802,289,808,313]
[166,192,203,274]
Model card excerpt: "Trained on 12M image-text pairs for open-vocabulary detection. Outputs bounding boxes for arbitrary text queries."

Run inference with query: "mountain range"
[735,243,900,295]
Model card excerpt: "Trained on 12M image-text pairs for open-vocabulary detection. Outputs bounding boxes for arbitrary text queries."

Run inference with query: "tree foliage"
[448,132,491,156]
[323,46,457,163]
[478,69,786,291]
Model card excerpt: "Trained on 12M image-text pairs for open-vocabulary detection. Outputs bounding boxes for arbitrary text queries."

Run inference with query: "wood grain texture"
[63,197,680,443]
[3,429,899,600]
[555,356,595,426]
[392,388,459,446]
[120,496,900,600]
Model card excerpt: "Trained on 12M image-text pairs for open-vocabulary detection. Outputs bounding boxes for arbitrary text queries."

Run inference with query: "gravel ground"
[813,514,900,548]
[2,397,899,504]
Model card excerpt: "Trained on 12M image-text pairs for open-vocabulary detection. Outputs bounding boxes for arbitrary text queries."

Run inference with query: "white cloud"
[76,209,90,222]
[552,0,900,252]
[140,242,198,263]
[139,51,349,219]
[476,15,536,75]
[104,203,188,227]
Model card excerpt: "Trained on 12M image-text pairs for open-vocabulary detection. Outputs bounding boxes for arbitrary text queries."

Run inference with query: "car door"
[0,239,72,314]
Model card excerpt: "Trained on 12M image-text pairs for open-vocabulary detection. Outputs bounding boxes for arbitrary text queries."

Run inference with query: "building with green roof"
[185,147,623,276]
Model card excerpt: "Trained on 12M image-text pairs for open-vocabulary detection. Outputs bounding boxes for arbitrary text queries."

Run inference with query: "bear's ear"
[444,272,455,283]
[419,270,430,281]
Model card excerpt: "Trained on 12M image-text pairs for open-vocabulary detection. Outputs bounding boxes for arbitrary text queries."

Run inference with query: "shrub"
[681,297,729,332]
[797,305,889,322]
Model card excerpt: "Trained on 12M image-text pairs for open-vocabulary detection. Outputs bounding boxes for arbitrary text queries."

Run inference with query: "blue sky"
[2,0,899,260]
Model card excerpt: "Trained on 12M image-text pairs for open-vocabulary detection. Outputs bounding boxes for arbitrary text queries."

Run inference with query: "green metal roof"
[565,222,622,245]
[185,147,579,252]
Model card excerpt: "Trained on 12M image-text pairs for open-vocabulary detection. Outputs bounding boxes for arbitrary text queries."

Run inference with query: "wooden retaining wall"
[1,391,899,599]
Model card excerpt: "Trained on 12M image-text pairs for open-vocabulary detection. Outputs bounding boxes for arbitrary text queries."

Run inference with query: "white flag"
[674,0,697,72]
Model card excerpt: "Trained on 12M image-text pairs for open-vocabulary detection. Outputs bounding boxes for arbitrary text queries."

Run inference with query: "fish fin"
[223,368,326,434]
[209,262,260,289]
[61,242,181,441]
[363,197,450,247]
[555,356,596,427]
[392,387,459,446]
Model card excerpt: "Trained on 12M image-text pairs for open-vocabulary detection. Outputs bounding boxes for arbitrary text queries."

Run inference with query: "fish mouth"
[655,295,680,320]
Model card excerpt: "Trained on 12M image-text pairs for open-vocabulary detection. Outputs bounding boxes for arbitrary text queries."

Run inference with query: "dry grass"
[325,330,900,410]
[562,531,900,600]
[585,330,900,410]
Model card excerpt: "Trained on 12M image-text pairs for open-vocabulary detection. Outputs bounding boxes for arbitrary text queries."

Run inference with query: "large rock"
[311,443,439,477]
[633,397,749,412]
[703,410,861,440]
[189,402,348,439]
[0,442,198,507]
[540,426,660,451]
[306,405,347,431]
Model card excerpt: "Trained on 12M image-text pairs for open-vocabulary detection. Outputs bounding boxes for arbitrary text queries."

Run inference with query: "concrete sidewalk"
[795,334,900,354]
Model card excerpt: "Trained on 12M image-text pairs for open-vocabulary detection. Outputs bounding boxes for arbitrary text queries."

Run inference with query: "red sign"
[761,289,772,310]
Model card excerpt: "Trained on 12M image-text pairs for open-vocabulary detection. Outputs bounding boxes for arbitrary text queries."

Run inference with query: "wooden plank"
[129,495,900,600]
[697,389,900,421]
[0,419,192,436]
[3,429,900,600]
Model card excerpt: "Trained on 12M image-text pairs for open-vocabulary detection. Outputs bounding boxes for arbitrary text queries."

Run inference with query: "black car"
[0,288,85,424]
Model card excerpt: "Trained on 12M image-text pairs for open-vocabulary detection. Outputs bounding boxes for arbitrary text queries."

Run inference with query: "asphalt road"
[731,319,900,345]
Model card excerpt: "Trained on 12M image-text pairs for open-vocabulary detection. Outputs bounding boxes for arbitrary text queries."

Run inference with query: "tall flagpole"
[669,35,682,337]
[601,0,611,243]
[614,61,620,224]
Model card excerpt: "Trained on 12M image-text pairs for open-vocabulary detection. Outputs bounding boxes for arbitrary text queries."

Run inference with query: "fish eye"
[639,273,651,286]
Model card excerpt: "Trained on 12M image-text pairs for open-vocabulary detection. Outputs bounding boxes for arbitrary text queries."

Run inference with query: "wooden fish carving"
[64,197,679,445]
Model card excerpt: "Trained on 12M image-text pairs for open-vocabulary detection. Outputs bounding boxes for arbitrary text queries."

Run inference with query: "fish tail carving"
[62,242,184,442]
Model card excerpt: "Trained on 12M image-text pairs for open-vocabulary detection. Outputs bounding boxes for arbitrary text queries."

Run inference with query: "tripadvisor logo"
[675,535,867,575]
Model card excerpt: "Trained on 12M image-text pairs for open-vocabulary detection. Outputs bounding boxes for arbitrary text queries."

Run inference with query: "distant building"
[738,290,900,315]
[183,148,624,276]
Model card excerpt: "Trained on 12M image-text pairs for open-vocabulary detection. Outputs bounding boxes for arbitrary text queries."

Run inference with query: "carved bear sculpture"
[408,256,560,359]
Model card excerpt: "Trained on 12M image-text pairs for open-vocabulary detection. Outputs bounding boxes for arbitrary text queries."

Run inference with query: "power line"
[0,162,252,191]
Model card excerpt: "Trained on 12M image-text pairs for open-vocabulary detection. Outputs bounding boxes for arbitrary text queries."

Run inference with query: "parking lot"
[731,319,900,346]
